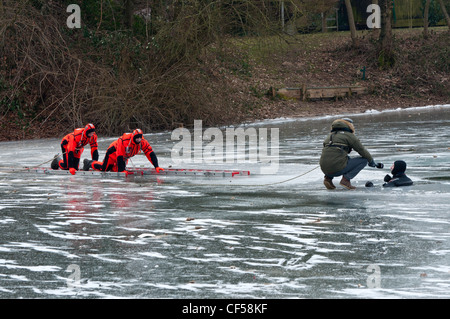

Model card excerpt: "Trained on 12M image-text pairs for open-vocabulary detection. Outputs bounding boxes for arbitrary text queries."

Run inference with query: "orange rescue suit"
[59,127,99,170]
[91,132,158,172]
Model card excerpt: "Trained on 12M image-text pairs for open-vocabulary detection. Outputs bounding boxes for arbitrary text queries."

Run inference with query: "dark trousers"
[59,144,80,170]
[326,157,368,180]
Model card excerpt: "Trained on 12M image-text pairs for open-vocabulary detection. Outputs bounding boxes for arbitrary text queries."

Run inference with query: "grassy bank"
[212,27,449,122]
[1,16,449,141]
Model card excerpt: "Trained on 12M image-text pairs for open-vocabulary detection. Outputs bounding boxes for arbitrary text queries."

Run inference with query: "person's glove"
[384,174,392,183]
[369,160,384,169]
[155,167,165,173]
[69,168,76,175]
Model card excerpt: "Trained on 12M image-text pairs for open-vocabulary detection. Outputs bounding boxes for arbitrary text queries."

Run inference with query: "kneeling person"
[51,123,99,175]
[85,129,164,173]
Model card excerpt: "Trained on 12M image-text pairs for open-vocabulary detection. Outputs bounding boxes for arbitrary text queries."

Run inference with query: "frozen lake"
[0,104,449,299]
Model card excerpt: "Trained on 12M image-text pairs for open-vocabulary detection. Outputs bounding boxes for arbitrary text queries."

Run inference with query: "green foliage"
[80,0,121,31]
[378,50,396,69]
[0,97,23,118]
[422,0,445,26]
[132,15,147,36]
[0,77,8,92]
[232,57,252,77]
[0,77,22,117]
[30,0,44,10]
[249,86,265,98]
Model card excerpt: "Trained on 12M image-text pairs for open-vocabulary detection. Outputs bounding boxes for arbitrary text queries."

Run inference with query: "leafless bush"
[0,1,102,136]
[0,0,301,139]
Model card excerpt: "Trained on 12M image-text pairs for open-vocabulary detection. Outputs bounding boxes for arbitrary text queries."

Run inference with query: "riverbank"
[1,27,448,141]
[218,27,449,126]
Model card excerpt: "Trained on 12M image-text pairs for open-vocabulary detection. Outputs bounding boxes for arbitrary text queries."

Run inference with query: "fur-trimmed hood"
[331,119,355,133]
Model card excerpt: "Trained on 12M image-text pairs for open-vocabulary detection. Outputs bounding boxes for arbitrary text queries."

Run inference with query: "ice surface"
[0,104,449,298]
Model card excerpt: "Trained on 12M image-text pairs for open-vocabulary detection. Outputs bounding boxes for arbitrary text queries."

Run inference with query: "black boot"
[51,155,61,170]
[83,159,93,171]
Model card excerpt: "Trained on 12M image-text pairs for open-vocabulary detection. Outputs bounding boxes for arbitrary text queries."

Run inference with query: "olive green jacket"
[319,120,373,174]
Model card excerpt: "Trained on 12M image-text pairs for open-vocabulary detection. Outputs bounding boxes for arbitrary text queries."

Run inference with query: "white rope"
[15,153,62,172]
[182,165,320,187]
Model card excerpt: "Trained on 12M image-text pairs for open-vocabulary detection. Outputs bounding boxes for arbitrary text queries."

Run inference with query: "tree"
[378,0,394,68]
[288,0,337,33]
[424,0,431,38]
[344,0,358,47]
[317,0,339,33]
[438,0,450,29]
[123,0,134,28]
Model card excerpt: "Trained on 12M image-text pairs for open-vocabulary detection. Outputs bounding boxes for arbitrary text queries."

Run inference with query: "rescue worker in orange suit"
[84,129,164,174]
[51,123,99,175]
